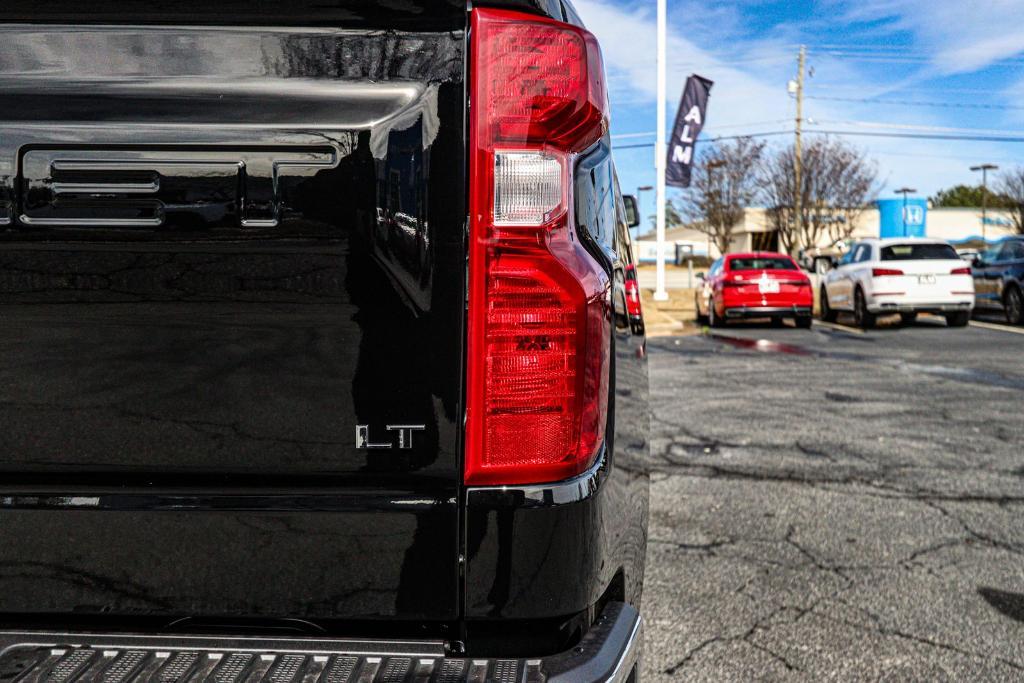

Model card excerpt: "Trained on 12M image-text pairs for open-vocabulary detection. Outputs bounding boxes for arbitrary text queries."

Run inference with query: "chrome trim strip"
[465,445,607,508]
[52,181,160,195]
[606,613,643,683]
[18,215,163,226]
[0,632,446,658]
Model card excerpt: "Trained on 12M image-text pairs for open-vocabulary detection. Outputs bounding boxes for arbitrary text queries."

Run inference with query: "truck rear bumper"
[0,603,641,683]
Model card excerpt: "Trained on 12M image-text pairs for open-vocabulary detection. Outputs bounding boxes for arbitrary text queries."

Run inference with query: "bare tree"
[761,137,880,253]
[761,146,800,254]
[996,166,1024,234]
[679,137,766,256]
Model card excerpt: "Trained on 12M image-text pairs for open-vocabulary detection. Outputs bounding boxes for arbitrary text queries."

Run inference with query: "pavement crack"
[649,537,734,555]
[663,636,722,675]
[828,599,1024,672]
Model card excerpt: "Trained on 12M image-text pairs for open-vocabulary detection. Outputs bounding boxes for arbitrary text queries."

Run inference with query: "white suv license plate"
[918,274,937,285]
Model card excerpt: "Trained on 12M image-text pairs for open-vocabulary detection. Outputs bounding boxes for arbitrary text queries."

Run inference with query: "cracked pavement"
[641,317,1024,680]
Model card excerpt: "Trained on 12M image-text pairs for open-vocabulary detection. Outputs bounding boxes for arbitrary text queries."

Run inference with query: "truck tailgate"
[0,4,466,628]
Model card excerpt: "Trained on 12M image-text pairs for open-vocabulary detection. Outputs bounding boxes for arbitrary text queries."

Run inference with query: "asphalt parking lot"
[642,312,1024,680]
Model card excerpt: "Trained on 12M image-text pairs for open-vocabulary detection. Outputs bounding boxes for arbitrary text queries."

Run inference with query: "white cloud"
[573,0,1024,196]
[575,0,802,132]
[839,0,1024,74]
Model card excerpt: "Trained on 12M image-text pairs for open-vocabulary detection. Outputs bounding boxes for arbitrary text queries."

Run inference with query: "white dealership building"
[635,205,1018,263]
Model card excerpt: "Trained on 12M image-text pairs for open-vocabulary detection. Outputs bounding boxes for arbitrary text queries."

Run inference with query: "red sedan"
[695,252,814,328]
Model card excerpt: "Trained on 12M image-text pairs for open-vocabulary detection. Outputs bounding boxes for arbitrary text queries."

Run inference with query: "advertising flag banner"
[666,74,713,188]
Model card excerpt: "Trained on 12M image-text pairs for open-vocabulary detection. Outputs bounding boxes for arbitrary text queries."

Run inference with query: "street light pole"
[654,0,668,301]
[636,185,653,232]
[971,164,999,242]
[895,187,916,236]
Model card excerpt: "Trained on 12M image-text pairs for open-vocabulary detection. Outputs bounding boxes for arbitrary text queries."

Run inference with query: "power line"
[711,131,793,141]
[809,49,1024,66]
[611,131,656,140]
[610,120,794,144]
[866,149,1023,163]
[806,94,1024,111]
[616,128,1024,150]
[810,129,1024,143]
[809,119,1024,137]
[811,84,1000,95]
[615,130,793,149]
[712,119,795,130]
[809,44,920,50]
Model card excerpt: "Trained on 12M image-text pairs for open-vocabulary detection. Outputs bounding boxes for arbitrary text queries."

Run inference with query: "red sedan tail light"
[950,267,971,275]
[872,267,904,277]
[464,8,611,486]
[624,266,643,318]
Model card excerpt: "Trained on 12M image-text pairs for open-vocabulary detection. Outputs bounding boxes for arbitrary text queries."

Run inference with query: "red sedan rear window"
[729,257,798,271]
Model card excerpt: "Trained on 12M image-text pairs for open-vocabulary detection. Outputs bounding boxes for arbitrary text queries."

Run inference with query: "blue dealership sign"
[877,198,927,238]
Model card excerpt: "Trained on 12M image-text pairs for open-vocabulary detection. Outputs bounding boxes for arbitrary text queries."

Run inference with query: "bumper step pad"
[0,602,638,683]
[0,604,640,683]
[0,644,534,683]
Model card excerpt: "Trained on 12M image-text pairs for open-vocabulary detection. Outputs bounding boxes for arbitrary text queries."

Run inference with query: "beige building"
[635,206,1019,262]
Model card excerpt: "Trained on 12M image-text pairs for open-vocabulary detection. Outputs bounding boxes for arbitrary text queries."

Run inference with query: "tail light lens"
[951,267,971,275]
[624,270,643,318]
[465,8,611,486]
[872,268,904,277]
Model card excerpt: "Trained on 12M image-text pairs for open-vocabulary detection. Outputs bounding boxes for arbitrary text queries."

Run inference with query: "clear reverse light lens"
[493,152,563,226]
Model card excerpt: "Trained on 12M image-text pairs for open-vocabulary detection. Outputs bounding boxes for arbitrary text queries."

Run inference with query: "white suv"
[820,238,974,329]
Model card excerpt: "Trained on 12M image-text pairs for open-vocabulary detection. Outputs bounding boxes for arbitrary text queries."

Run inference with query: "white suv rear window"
[881,244,958,261]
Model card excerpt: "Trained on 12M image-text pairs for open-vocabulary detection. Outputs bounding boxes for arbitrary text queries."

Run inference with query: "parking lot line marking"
[813,320,866,335]
[969,320,1024,335]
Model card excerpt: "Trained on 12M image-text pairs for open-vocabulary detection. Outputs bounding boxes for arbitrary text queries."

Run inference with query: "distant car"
[800,238,854,274]
[820,238,974,329]
[956,248,981,262]
[696,252,814,328]
[971,236,1024,325]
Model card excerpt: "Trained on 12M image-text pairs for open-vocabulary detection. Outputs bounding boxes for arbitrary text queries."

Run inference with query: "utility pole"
[971,164,999,241]
[793,45,806,253]
[654,0,668,301]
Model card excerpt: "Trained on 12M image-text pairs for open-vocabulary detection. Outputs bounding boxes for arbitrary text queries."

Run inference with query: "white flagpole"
[654,0,668,301]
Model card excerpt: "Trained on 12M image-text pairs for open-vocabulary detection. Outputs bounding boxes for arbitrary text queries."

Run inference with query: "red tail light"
[951,267,971,275]
[624,277,643,318]
[465,8,611,486]
[872,268,904,277]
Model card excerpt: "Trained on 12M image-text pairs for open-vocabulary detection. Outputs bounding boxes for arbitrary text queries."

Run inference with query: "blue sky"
[574,0,1024,225]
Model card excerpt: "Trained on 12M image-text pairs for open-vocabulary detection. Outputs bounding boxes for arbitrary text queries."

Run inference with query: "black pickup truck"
[0,1,650,681]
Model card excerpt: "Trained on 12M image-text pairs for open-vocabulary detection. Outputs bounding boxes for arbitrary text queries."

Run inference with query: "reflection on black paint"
[0,22,465,624]
[465,509,516,617]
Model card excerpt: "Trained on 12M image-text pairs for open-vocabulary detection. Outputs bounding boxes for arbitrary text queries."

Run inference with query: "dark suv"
[972,237,1024,325]
[0,1,650,681]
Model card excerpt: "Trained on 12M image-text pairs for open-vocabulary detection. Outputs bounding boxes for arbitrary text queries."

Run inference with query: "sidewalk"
[640,287,698,337]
